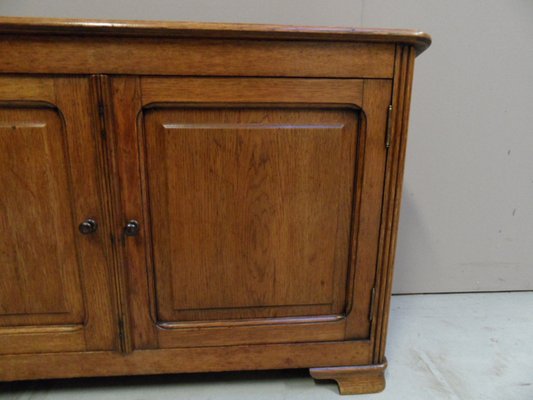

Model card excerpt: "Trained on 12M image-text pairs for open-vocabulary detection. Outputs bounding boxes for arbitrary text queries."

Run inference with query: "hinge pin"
[118,316,126,352]
[385,105,393,149]
[369,287,376,321]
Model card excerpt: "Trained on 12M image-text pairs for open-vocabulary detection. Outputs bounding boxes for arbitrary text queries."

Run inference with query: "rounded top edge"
[0,16,431,55]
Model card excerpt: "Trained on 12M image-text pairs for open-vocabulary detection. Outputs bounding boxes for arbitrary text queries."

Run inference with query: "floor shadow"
[0,368,312,395]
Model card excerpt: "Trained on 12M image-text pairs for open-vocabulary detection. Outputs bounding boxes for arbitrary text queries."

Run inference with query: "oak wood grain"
[0,35,395,78]
[373,46,417,364]
[113,77,387,351]
[0,340,372,382]
[0,107,83,325]
[344,79,392,340]
[144,107,357,322]
[108,76,159,351]
[140,77,365,106]
[53,77,118,351]
[0,16,431,55]
[0,76,117,354]
[310,359,387,395]
[0,325,85,355]
[0,19,428,395]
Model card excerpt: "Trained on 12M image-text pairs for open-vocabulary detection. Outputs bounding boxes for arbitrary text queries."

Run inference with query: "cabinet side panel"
[373,46,416,363]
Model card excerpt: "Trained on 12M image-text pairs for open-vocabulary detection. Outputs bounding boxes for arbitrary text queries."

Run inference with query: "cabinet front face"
[112,77,391,350]
[0,76,117,354]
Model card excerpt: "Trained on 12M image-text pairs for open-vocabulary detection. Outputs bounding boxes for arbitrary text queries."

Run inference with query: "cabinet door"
[112,77,391,350]
[0,76,117,354]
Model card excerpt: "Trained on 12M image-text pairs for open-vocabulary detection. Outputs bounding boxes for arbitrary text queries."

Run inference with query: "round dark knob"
[124,220,140,237]
[79,219,98,235]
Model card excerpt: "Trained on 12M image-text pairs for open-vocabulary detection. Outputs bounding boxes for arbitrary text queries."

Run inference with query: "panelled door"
[0,76,117,354]
[110,77,391,351]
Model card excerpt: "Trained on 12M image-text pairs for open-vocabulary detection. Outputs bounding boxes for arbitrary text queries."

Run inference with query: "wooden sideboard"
[0,17,430,395]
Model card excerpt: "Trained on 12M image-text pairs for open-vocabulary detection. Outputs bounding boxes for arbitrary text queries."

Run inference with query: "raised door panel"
[0,76,117,354]
[0,108,83,326]
[144,107,357,322]
[112,77,390,352]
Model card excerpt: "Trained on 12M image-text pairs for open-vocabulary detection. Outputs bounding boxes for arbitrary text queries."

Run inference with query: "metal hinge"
[118,316,126,351]
[385,105,393,149]
[369,287,376,321]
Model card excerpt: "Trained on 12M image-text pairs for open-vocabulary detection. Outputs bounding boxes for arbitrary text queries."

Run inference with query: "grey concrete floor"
[1,292,532,399]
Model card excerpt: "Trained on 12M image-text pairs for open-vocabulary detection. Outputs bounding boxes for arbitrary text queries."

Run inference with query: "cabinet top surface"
[0,16,431,55]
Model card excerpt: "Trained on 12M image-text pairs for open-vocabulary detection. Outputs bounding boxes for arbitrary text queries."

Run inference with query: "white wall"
[362,0,533,293]
[1,0,532,294]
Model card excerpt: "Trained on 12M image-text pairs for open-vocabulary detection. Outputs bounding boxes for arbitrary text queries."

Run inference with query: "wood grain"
[0,340,372,382]
[140,77,365,106]
[372,46,417,364]
[310,359,387,395]
[344,79,392,340]
[0,76,117,354]
[0,19,429,395]
[53,77,118,351]
[0,325,85,355]
[0,107,83,325]
[114,77,387,351]
[0,16,431,55]
[0,35,395,78]
[108,76,159,351]
[144,107,357,322]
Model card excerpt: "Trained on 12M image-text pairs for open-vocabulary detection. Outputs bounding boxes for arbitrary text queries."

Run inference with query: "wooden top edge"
[0,16,431,55]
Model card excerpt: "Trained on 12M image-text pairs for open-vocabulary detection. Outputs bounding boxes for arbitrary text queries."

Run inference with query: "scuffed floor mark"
[415,350,463,400]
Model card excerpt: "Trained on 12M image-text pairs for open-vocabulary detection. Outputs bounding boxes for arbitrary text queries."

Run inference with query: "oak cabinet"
[0,77,117,355]
[116,77,390,350]
[0,17,430,395]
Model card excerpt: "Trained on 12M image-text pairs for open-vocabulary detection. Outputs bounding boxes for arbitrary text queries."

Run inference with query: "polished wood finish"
[0,340,372,382]
[0,17,429,395]
[0,35,395,78]
[145,107,357,322]
[0,107,83,326]
[0,76,117,355]
[0,16,431,54]
[373,47,417,365]
[112,77,390,351]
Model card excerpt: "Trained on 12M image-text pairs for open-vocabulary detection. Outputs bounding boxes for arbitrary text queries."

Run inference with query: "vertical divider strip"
[91,74,132,353]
